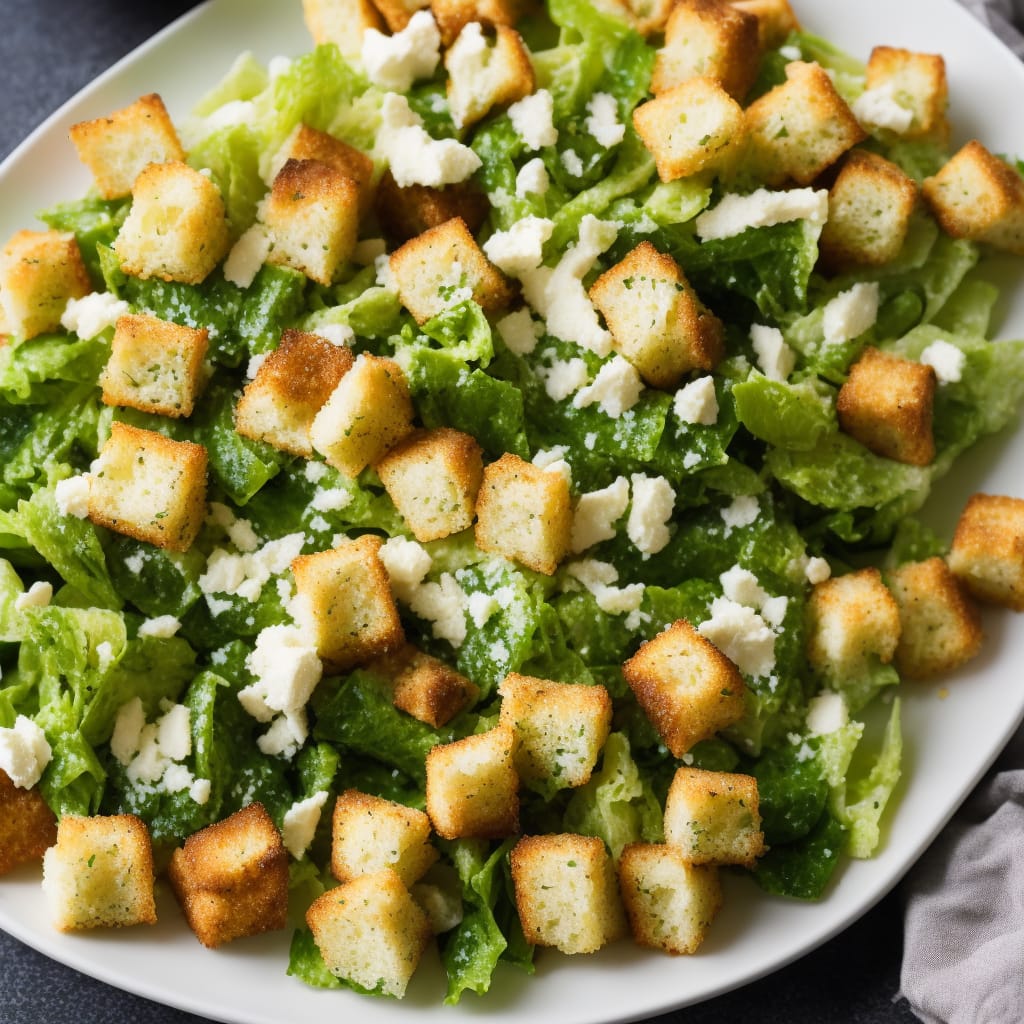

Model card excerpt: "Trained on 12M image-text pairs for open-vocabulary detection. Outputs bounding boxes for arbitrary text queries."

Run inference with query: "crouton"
[99,313,208,418]
[263,159,361,286]
[306,868,432,998]
[474,452,573,576]
[820,150,919,269]
[888,557,983,678]
[948,493,1024,611]
[41,814,156,931]
[430,0,524,46]
[509,833,626,954]
[69,93,185,200]
[651,0,761,100]
[425,725,519,839]
[445,23,535,130]
[923,140,1024,256]
[837,346,936,466]
[375,644,480,727]
[375,171,490,244]
[743,61,866,187]
[589,0,675,35]
[662,765,765,866]
[302,0,383,56]
[168,803,289,948]
[621,619,747,758]
[589,242,724,390]
[0,772,57,876]
[309,353,414,477]
[331,789,438,885]
[806,567,901,681]
[372,0,431,31]
[864,46,948,144]
[88,421,207,552]
[618,842,721,954]
[729,0,800,48]
[497,673,612,788]
[235,328,354,457]
[269,124,375,215]
[389,217,514,324]
[0,229,90,341]
[292,535,405,671]
[633,77,746,183]
[376,427,484,543]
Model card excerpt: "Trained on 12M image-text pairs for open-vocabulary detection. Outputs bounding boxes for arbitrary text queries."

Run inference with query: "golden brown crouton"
[88,421,207,552]
[923,140,1024,256]
[0,229,90,341]
[509,833,626,954]
[663,765,765,866]
[306,868,432,998]
[445,23,535,130]
[0,772,57,876]
[633,77,746,183]
[864,46,948,144]
[820,150,919,269]
[292,534,406,671]
[618,842,722,954]
[302,0,383,56]
[41,814,156,931]
[590,242,724,390]
[743,61,866,186]
[837,346,936,466]
[948,493,1024,611]
[729,0,800,48]
[269,124,375,215]
[371,0,430,31]
[374,644,480,727]
[99,313,209,418]
[651,0,761,100]
[430,0,525,46]
[425,725,519,840]
[621,619,747,758]
[69,93,185,200]
[888,557,983,678]
[806,567,901,681]
[374,171,490,244]
[389,217,514,325]
[309,353,415,477]
[474,452,573,576]
[497,673,612,789]
[235,328,354,457]
[168,802,289,948]
[331,789,438,885]
[376,427,484,543]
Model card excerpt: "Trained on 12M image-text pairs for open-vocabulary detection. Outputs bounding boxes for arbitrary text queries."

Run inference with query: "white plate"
[1,1,1023,1022]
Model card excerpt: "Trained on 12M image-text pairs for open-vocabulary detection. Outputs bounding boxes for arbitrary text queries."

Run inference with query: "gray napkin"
[958,0,1024,57]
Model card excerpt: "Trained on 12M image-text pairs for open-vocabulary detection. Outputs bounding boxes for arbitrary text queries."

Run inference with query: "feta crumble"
[750,324,796,382]
[572,476,630,553]
[54,474,91,518]
[822,282,879,348]
[515,157,550,198]
[482,216,554,276]
[627,474,675,556]
[361,10,440,92]
[673,375,718,425]
[573,355,644,417]
[60,291,130,340]
[920,338,966,384]
[0,715,51,789]
[507,89,558,150]
[697,597,776,678]
[695,187,829,242]
[585,92,625,147]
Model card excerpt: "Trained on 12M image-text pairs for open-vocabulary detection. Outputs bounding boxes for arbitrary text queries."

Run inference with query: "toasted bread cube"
[618,843,721,954]
[69,93,185,200]
[837,346,936,466]
[425,725,519,839]
[263,159,360,286]
[235,328,354,456]
[806,567,901,681]
[99,313,208,418]
[865,46,948,143]
[923,141,1024,256]
[309,353,414,477]
[331,789,439,885]
[589,0,675,35]
[820,150,919,269]
[41,814,156,931]
[302,0,383,56]
[306,868,432,998]
[510,834,626,954]
[88,421,207,552]
[292,535,405,671]
[0,772,57,876]
[270,124,375,215]
[168,803,288,948]
[389,217,513,324]
[445,23,534,130]
[651,0,760,100]
[431,0,524,45]
[948,493,1024,611]
[622,619,747,758]
[375,171,490,244]
[633,77,746,183]
[376,644,480,727]
[729,0,800,48]
[590,242,724,389]
[888,557,983,678]
[497,673,612,788]
[372,0,431,31]
[376,427,484,543]
[744,61,866,186]
[115,161,230,284]
[474,452,573,576]
[663,766,765,866]
[0,229,90,341]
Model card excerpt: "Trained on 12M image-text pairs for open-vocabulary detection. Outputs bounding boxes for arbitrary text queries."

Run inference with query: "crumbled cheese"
[536,357,589,402]
[227,517,260,553]
[585,92,625,147]
[310,486,353,513]
[532,445,572,485]
[806,691,849,735]
[515,157,550,198]
[304,460,330,484]
[361,10,440,92]
[750,324,796,382]
[571,476,630,553]
[573,355,644,417]
[698,597,776,678]
[110,697,146,766]
[60,291,130,340]
[95,639,115,673]
[257,710,309,759]
[496,307,542,355]
[246,353,268,379]
[695,187,829,242]
[138,615,182,639]
[560,149,585,177]
[627,474,675,556]
[379,535,433,603]
[14,580,52,611]
[222,224,270,288]
[198,532,305,606]
[482,216,554,276]
[673,375,718,425]
[314,322,356,348]
[822,282,879,348]
[243,625,323,717]
[720,565,788,628]
[779,44,802,61]
[565,559,645,616]
[0,715,51,789]
[507,89,558,150]
[721,494,760,533]
[852,82,914,134]
[375,251,398,291]
[467,591,500,628]
[805,556,831,585]
[157,702,192,760]
[920,339,966,384]
[410,572,468,647]
[54,474,91,518]
[189,777,212,804]
[282,790,330,860]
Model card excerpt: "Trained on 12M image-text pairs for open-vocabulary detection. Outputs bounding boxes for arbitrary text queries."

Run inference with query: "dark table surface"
[0,2,998,1022]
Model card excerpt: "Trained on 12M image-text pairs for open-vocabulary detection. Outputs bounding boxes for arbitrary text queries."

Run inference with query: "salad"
[1,0,1024,1010]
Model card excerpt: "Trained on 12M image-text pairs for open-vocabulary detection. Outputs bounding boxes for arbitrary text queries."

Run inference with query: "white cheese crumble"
[560,149,585,177]
[246,353,268,379]
[565,559,645,616]
[750,324,796,382]
[54,474,91,518]
[920,338,966,384]
[822,282,879,348]
[515,157,550,198]
[585,92,625,147]
[507,89,558,150]
[572,476,630,553]
[198,532,304,607]
[806,691,849,735]
[310,486,353,513]
[60,291,130,340]
[379,535,433,603]
[537,357,589,402]
[482,216,554,276]
[282,790,330,860]
[138,615,182,639]
[573,355,644,417]
[14,580,52,611]
[695,187,829,242]
[314,322,356,348]
[721,494,760,534]
[223,224,270,288]
[532,445,572,486]
[627,474,675,556]
[0,715,51,789]
[496,307,542,355]
[720,565,788,628]
[410,572,468,647]
[698,597,776,678]
[852,82,914,134]
[361,9,441,92]
[805,556,832,585]
[673,375,718,425]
